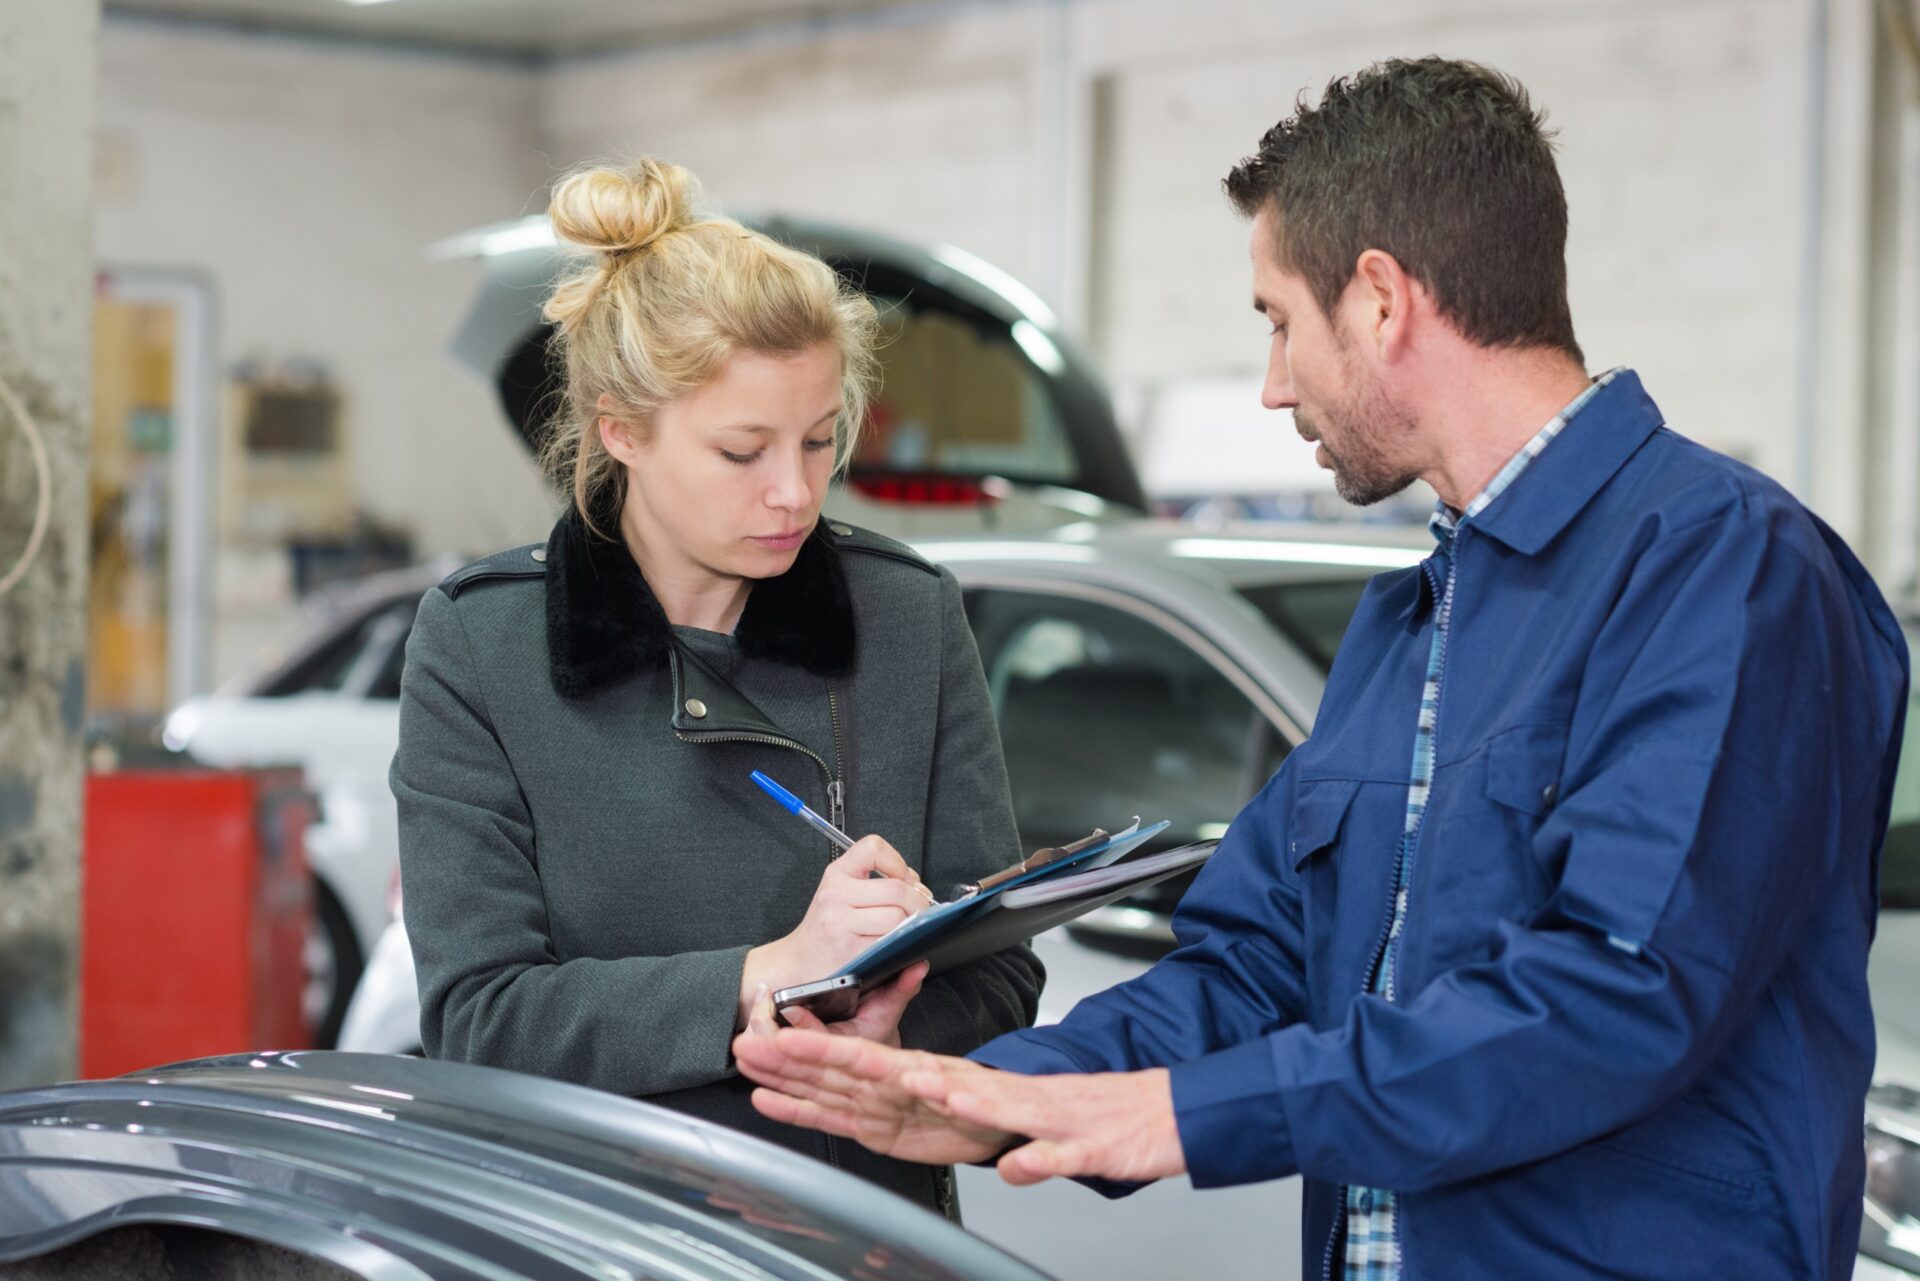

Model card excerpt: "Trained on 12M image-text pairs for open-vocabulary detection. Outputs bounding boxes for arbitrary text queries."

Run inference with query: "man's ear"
[1352,249,1417,360]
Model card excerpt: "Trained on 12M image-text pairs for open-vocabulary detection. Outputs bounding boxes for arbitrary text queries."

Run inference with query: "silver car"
[337,517,1428,1280]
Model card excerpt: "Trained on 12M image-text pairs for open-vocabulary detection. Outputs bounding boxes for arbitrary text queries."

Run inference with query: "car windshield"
[1233,577,1374,674]
[852,293,1077,485]
[1882,624,1920,909]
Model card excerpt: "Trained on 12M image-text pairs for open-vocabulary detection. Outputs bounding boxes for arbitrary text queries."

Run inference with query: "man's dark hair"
[1225,57,1582,361]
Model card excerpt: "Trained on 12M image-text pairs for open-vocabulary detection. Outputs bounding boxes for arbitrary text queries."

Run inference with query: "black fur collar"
[545,507,856,699]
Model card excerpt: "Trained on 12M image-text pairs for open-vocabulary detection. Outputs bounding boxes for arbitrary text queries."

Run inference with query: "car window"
[1232,577,1373,674]
[853,298,1076,484]
[964,588,1289,858]
[1881,625,1920,908]
[260,598,416,700]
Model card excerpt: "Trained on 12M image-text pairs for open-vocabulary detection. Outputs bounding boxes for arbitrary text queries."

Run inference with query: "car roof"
[915,517,1429,585]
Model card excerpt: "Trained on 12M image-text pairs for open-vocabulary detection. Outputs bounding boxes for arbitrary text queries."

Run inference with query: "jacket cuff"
[1170,1036,1296,1189]
[966,1025,1096,1077]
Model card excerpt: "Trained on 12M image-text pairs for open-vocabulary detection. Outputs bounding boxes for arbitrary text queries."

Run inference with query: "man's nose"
[1262,358,1298,412]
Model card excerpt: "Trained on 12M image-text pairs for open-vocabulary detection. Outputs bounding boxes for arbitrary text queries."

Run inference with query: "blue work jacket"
[973,371,1910,1279]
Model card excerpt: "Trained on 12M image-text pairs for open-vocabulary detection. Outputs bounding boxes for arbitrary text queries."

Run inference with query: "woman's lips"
[751,530,807,551]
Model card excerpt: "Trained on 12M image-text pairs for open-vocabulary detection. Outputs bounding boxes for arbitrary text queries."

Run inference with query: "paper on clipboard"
[771,820,1175,1020]
[998,839,1217,909]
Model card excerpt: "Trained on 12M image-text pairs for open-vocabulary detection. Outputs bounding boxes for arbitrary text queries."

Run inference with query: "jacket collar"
[545,506,856,700]
[1460,367,1664,557]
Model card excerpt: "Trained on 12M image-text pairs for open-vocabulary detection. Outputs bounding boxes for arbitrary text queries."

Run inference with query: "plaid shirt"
[1341,368,1622,1280]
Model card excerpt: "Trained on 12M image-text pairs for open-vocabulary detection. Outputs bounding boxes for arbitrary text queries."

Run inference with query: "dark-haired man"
[734,57,1908,1279]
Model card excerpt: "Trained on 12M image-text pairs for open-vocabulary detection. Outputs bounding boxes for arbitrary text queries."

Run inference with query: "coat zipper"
[1321,540,1463,1281]
[675,673,851,1169]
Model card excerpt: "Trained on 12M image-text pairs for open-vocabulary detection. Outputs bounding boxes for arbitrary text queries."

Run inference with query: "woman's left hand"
[777,961,929,1047]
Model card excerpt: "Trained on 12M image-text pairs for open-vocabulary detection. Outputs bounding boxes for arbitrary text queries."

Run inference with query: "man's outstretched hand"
[732,993,1187,1186]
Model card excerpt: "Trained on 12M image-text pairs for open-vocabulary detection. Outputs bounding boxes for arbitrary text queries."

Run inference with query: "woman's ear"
[595,395,643,466]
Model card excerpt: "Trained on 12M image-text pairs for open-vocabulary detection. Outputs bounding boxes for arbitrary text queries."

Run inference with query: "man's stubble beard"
[1312,355,1421,508]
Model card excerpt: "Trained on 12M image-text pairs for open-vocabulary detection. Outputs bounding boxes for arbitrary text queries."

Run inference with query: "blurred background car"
[0,1049,1053,1281]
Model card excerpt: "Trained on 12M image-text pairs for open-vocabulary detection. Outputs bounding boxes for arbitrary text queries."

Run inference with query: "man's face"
[1249,207,1419,507]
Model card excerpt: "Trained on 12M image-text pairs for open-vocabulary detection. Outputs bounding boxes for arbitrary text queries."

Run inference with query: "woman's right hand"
[738,836,928,1029]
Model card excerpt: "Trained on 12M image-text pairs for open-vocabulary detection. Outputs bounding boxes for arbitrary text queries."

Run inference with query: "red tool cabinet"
[81,768,313,1078]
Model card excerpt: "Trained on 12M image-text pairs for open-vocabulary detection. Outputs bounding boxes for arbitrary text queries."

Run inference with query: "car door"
[961,581,1298,955]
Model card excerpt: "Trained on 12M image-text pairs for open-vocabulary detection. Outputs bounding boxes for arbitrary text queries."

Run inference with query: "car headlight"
[1864,1084,1920,1270]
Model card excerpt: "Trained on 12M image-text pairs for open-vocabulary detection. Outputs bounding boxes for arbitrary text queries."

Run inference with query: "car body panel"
[0,1051,1052,1281]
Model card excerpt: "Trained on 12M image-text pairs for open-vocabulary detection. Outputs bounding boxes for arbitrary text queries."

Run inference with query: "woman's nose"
[765,453,815,512]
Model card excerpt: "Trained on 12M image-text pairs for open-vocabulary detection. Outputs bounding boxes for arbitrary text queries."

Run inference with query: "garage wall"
[97,0,1893,631]
[537,0,1838,528]
[95,20,560,682]
[540,5,1050,302]
[94,21,559,558]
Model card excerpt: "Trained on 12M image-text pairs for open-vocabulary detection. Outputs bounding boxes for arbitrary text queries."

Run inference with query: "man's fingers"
[749,1087,866,1140]
[996,1139,1085,1186]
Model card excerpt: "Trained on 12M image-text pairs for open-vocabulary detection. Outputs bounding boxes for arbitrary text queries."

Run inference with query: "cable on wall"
[0,372,52,600]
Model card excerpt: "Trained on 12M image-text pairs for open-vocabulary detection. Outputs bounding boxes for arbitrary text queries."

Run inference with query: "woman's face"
[603,343,844,583]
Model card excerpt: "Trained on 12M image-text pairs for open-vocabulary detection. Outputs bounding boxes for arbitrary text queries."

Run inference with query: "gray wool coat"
[390,508,1044,1212]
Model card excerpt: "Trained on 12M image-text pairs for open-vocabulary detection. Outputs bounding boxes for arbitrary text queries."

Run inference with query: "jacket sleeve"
[966,758,1311,1203]
[987,497,1908,1193]
[894,568,1045,1055]
[392,586,750,1096]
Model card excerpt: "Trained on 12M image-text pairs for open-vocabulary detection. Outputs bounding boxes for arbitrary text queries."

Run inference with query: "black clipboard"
[771,829,1215,1022]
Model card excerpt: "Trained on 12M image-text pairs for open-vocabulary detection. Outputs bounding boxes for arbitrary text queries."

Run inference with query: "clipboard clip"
[956,827,1109,899]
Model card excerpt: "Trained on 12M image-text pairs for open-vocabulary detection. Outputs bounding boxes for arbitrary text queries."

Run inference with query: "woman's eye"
[720,449,759,466]
[804,438,835,453]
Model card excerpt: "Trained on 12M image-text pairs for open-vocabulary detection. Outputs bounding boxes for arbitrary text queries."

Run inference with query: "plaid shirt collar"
[1416,367,1625,611]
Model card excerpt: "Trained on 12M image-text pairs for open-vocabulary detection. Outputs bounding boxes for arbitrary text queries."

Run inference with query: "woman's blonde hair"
[538,158,880,537]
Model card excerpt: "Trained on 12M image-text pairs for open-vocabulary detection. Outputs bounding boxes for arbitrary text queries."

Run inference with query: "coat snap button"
[530,547,547,563]
[1541,783,1558,806]
[828,522,852,536]
[684,698,708,719]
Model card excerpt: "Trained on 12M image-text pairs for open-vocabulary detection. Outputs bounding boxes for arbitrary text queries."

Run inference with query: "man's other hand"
[732,999,1186,1185]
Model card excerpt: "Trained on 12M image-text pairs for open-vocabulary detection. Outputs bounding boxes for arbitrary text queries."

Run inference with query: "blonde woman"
[391,159,1042,1215]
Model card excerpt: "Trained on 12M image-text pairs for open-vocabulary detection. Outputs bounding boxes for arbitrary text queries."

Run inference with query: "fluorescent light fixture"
[1010,319,1064,375]
[929,243,1060,330]
[1169,538,1424,569]
[343,0,402,7]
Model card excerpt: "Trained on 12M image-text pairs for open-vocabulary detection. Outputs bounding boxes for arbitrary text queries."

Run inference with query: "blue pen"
[751,770,857,850]
[751,770,936,903]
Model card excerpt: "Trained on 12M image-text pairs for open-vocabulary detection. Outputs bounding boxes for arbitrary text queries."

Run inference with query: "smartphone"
[769,974,864,1024]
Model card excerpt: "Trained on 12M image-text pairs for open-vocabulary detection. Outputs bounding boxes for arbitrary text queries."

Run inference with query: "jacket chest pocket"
[1405,723,1567,981]
[1286,776,1383,1024]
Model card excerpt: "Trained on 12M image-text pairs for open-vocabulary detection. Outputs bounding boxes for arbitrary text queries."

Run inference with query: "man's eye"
[721,450,759,466]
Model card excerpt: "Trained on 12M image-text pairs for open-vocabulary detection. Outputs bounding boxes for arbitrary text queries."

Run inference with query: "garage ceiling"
[103,0,948,58]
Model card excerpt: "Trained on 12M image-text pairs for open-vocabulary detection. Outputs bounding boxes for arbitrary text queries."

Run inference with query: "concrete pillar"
[0,0,100,1088]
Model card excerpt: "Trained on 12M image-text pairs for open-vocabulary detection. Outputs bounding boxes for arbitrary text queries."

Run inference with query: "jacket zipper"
[675,673,851,1169]
[1321,541,1463,1281]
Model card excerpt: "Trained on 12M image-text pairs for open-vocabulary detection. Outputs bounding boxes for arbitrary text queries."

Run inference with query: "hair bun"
[547,158,695,256]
